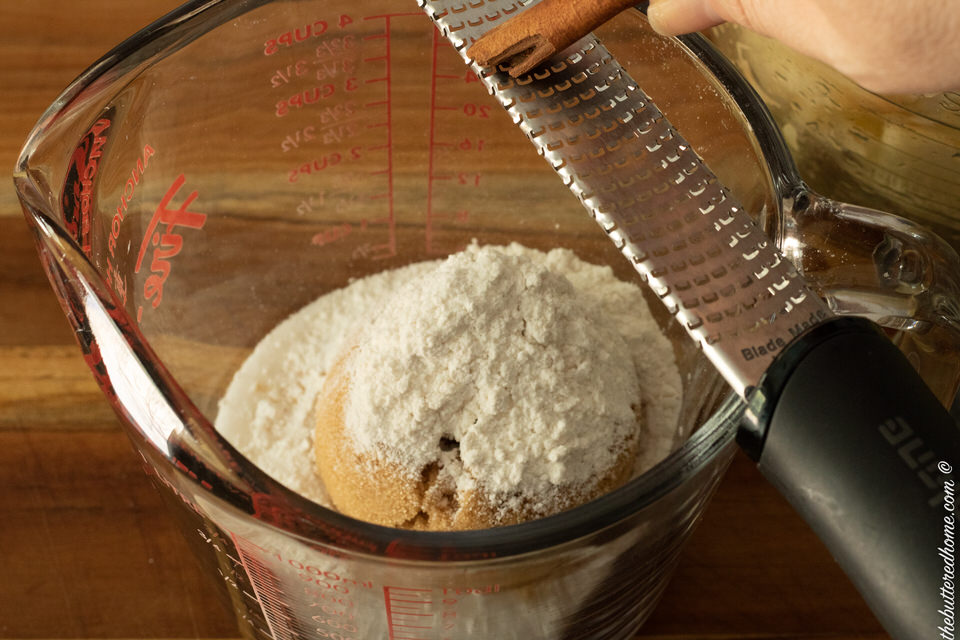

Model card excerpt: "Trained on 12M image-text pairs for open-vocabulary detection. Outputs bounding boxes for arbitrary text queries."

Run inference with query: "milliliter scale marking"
[232,533,304,640]
[383,586,441,640]
[426,26,493,256]
[356,12,423,261]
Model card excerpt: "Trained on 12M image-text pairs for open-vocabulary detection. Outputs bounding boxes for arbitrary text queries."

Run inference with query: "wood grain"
[0,2,889,639]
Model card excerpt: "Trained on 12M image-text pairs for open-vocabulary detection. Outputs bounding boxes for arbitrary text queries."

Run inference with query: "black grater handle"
[738,316,960,640]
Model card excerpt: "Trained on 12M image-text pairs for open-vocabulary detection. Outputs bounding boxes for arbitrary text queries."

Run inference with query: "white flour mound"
[215,243,684,510]
[345,245,640,504]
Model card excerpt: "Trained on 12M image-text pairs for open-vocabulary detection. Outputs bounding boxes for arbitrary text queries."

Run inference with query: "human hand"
[646,0,960,94]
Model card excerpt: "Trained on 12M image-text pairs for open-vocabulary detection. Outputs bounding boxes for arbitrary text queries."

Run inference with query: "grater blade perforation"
[419,0,831,396]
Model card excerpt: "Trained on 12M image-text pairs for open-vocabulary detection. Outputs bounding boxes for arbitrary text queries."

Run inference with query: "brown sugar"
[314,346,640,531]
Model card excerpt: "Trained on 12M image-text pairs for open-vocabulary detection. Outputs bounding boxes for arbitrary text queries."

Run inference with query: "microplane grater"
[415,6,960,637]
[417,0,830,398]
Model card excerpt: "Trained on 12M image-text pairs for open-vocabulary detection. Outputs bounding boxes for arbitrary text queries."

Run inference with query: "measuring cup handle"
[739,315,960,640]
[781,188,960,409]
[782,189,960,325]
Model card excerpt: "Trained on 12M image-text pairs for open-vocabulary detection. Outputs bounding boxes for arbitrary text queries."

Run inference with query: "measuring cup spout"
[21,198,267,517]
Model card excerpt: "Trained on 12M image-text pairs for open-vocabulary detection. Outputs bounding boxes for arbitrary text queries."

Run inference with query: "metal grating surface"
[419,0,830,395]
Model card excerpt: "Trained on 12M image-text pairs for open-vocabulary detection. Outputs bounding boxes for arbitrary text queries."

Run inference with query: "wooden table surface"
[0,2,890,639]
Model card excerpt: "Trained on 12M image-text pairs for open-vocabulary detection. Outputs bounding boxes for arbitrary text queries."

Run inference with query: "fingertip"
[647,0,725,35]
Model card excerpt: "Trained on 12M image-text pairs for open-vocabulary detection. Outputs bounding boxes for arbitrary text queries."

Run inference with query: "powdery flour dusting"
[215,243,684,515]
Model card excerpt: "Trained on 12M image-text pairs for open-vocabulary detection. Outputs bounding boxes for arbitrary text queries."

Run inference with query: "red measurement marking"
[425,26,490,256]
[426,27,441,254]
[363,12,424,20]
[280,126,316,152]
[384,586,435,640]
[458,172,481,186]
[311,223,352,247]
[275,84,333,117]
[270,60,308,87]
[370,16,395,254]
[288,147,362,183]
[264,20,329,56]
[462,103,491,118]
[314,35,357,62]
[346,12,428,261]
[390,599,431,604]
[430,210,473,225]
[231,533,298,640]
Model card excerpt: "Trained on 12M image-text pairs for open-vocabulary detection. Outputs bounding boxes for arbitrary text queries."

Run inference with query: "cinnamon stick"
[467,0,639,77]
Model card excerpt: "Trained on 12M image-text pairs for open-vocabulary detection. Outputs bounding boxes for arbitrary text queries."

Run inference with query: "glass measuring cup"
[13,1,960,639]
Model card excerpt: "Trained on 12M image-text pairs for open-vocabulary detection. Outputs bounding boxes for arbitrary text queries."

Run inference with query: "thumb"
[646,0,728,35]
[647,0,835,48]
[645,0,960,94]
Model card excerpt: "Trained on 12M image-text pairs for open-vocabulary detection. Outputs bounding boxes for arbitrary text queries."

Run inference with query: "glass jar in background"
[707,23,960,252]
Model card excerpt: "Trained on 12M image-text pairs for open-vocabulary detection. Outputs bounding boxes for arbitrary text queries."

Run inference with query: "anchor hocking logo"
[61,110,114,258]
[134,174,207,322]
